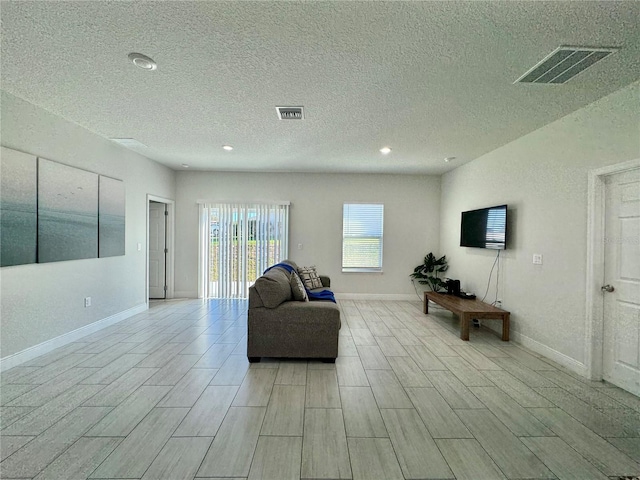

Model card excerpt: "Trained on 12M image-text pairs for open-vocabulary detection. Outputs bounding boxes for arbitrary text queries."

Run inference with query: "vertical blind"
[342,203,384,272]
[199,202,289,298]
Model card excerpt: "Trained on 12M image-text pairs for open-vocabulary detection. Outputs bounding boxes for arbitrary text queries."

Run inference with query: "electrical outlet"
[297,243,303,250]
[533,254,543,265]
[84,297,91,307]
[495,300,502,308]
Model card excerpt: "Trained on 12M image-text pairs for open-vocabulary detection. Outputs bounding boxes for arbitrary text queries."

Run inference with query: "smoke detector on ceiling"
[515,45,619,84]
[276,106,304,120]
[128,53,157,71]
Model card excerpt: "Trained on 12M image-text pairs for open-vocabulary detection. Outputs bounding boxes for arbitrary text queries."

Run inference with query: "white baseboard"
[335,293,417,301]
[0,303,148,372]
[509,330,588,377]
[173,290,198,298]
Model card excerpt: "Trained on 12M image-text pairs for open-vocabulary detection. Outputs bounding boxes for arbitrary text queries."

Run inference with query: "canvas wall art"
[38,158,98,263]
[99,175,125,257]
[0,147,38,267]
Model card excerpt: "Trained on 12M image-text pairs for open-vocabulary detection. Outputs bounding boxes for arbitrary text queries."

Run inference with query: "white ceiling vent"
[110,138,149,153]
[110,138,147,148]
[515,46,619,84]
[276,106,304,120]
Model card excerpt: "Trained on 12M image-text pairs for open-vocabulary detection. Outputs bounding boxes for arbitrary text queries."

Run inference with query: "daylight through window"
[199,202,289,298]
[342,203,384,272]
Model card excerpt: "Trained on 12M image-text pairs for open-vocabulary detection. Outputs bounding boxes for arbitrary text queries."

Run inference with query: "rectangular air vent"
[276,106,304,120]
[515,46,619,84]
[110,138,148,149]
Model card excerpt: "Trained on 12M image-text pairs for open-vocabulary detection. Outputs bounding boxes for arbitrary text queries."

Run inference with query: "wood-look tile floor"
[1,298,639,479]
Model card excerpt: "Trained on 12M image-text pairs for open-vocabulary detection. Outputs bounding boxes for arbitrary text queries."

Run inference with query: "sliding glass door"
[199,203,289,298]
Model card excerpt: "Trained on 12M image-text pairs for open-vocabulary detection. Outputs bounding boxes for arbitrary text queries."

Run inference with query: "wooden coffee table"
[424,291,510,341]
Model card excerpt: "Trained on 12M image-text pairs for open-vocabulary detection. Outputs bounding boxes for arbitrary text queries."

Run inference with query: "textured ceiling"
[1,1,639,174]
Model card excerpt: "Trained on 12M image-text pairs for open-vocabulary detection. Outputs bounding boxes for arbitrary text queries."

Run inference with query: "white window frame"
[342,202,384,273]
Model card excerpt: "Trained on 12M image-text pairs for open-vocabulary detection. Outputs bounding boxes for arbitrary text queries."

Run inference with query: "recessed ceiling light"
[444,156,456,163]
[128,53,157,71]
[181,164,189,168]
[380,147,392,155]
[222,145,233,151]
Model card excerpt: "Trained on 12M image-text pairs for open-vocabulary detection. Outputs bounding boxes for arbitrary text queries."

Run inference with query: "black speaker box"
[447,279,460,296]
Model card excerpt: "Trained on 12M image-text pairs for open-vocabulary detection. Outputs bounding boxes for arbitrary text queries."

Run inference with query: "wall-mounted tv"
[460,204,507,250]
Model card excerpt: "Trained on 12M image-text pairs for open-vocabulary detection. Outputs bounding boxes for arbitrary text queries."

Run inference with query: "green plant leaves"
[410,252,449,292]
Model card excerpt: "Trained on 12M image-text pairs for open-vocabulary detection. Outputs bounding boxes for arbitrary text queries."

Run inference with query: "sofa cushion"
[253,267,293,308]
[248,285,264,308]
[298,265,323,289]
[290,271,309,302]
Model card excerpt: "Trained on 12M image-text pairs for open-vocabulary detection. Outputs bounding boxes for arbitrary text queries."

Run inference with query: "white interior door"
[149,201,167,299]
[603,167,640,395]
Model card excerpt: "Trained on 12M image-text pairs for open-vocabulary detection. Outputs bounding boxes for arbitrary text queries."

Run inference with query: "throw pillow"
[298,265,323,289]
[290,271,309,302]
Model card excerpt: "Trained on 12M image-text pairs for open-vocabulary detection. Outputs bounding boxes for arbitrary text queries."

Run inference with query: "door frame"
[585,158,640,380]
[146,194,175,304]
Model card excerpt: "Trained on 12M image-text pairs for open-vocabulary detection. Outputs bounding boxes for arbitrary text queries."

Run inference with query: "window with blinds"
[199,202,289,299]
[342,203,384,272]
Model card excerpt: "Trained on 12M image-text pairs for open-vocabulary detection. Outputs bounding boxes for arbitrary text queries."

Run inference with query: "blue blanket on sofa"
[264,263,336,303]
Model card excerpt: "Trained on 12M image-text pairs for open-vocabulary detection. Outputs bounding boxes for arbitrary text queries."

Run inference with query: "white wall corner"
[509,330,588,377]
[585,168,605,381]
[0,303,148,372]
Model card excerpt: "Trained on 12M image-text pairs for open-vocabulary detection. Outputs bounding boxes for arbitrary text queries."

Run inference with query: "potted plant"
[410,253,448,292]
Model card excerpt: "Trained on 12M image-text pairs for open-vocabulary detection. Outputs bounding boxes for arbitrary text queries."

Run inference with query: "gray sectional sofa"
[247,261,341,363]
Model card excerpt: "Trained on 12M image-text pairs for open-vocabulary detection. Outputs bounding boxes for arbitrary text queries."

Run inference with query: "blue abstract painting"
[0,147,38,267]
[38,158,98,263]
[99,175,125,257]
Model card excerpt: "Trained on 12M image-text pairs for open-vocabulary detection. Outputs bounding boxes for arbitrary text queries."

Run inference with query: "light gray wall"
[0,92,176,357]
[440,81,639,368]
[174,172,440,297]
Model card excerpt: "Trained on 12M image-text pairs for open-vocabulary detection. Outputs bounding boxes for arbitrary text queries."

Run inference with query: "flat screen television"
[460,204,507,249]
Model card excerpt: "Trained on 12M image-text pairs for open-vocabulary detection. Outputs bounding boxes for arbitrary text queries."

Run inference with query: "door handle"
[601,284,615,293]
